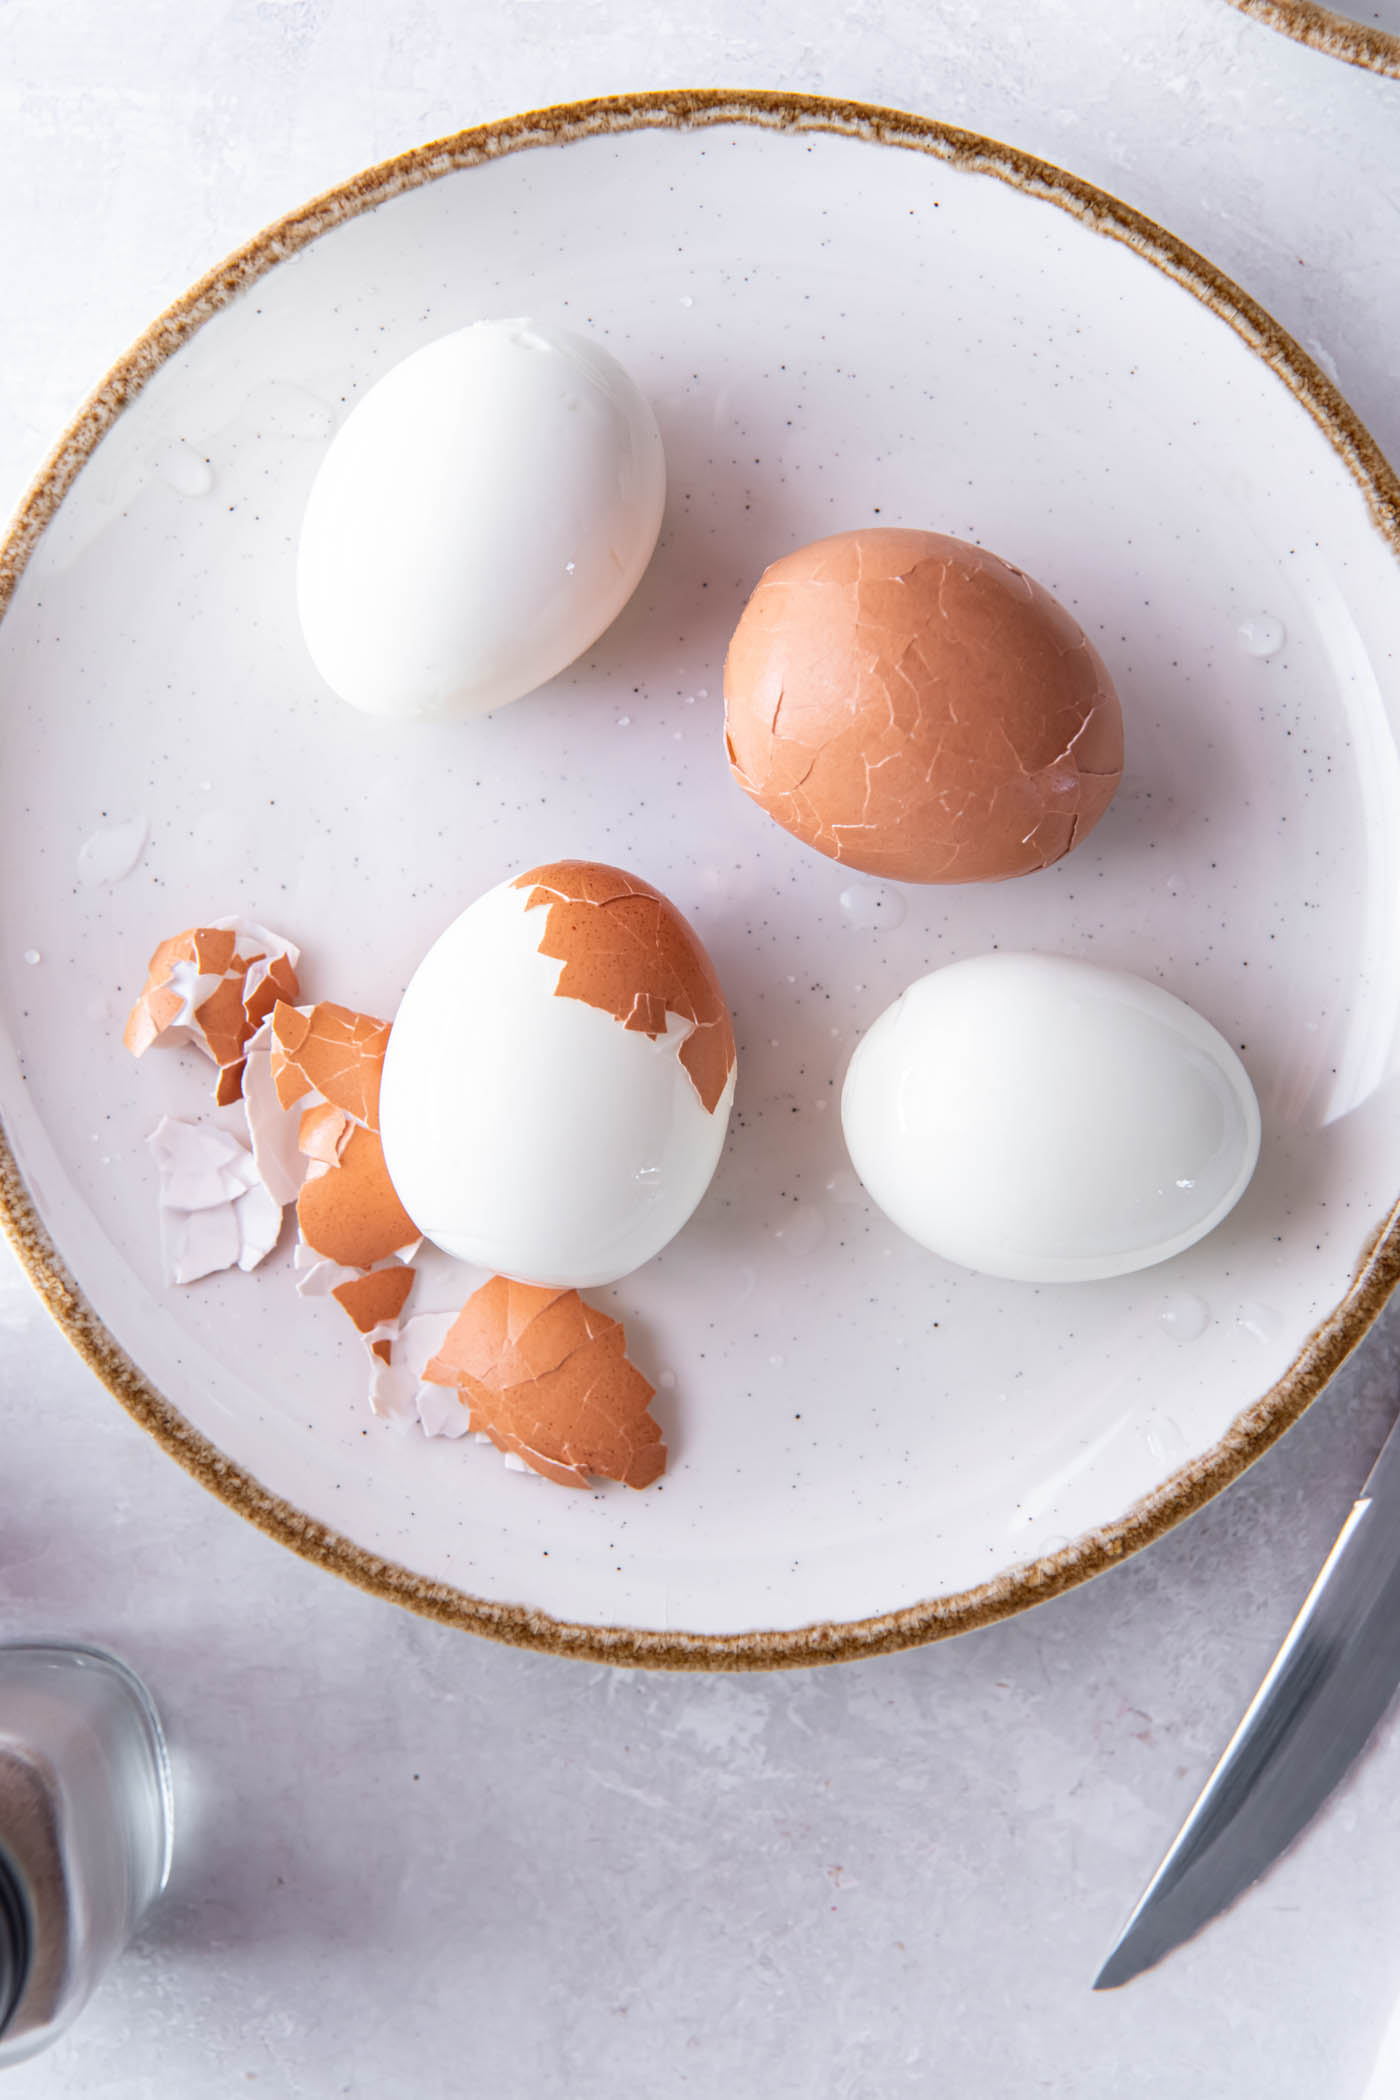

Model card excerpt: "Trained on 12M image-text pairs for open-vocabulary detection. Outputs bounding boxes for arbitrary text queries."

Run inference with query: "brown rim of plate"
[3,88,1399,1672]
[1228,0,1400,77]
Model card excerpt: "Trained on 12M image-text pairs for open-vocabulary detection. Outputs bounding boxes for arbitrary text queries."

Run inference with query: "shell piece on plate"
[423,1274,666,1489]
[123,919,300,1102]
[331,1263,417,1364]
[146,1114,284,1283]
[298,1124,419,1271]
[268,1000,390,1128]
[128,934,421,1383]
[264,1000,422,1356]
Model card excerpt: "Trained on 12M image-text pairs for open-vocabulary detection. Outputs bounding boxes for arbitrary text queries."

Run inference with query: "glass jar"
[0,1643,173,2067]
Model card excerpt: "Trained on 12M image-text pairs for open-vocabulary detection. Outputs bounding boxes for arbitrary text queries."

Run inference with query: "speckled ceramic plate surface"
[1228,0,1400,74]
[3,92,1400,1669]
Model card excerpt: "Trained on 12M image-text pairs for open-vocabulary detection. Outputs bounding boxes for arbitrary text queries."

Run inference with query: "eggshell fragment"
[367,1305,461,1427]
[423,1274,665,1489]
[240,1020,308,1207]
[253,992,424,1355]
[723,527,1124,883]
[125,928,423,1389]
[260,996,419,1275]
[297,1118,419,1270]
[146,1115,283,1283]
[514,861,736,1114]
[298,1101,354,1167]
[332,1264,417,1364]
[269,1001,389,1127]
[124,919,300,1100]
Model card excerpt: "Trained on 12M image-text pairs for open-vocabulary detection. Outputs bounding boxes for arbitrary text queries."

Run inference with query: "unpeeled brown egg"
[723,527,1124,883]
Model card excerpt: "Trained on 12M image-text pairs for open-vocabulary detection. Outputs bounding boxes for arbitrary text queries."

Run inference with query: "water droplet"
[198,779,213,793]
[699,867,721,893]
[769,1353,786,1369]
[695,688,709,700]
[673,730,684,741]
[657,1368,677,1390]
[1158,1292,1209,1341]
[825,1169,865,1205]
[773,1203,826,1256]
[839,880,908,930]
[1238,613,1285,658]
[1039,1533,1072,1558]
[1237,1300,1282,1342]
[1145,1416,1189,1466]
[684,692,697,705]
[634,1164,662,1187]
[156,442,213,497]
[77,815,147,887]
[617,714,631,728]
[565,560,576,575]
[812,1098,828,1114]
[1174,1177,1197,1192]
[22,950,40,966]
[731,1264,758,1308]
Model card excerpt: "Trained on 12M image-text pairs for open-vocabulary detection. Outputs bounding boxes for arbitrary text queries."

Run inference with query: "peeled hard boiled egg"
[297,320,666,720]
[379,862,736,1289]
[841,954,1260,1283]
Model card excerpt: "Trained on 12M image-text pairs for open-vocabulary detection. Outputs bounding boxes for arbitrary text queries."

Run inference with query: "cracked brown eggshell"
[423,1274,665,1489]
[722,527,1124,884]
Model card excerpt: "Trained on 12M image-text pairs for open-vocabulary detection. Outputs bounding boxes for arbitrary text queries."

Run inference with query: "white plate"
[1228,0,1400,74]
[3,92,1400,1668]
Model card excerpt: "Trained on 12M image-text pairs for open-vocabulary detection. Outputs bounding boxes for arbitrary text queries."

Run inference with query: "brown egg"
[723,527,1124,884]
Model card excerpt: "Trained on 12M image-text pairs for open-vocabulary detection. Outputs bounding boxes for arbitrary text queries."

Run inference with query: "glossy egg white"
[296,319,666,721]
[379,876,735,1289]
[841,953,1262,1283]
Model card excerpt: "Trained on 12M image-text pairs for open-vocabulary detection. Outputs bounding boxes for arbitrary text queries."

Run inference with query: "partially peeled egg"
[380,862,736,1288]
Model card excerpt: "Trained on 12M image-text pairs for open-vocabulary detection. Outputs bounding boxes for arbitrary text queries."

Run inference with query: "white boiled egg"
[379,862,736,1289]
[297,320,666,720]
[841,953,1261,1283]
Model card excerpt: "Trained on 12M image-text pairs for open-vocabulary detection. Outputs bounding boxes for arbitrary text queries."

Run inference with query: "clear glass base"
[0,1642,173,2067]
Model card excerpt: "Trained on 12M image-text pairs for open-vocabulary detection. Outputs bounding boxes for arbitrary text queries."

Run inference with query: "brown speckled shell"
[723,528,1124,884]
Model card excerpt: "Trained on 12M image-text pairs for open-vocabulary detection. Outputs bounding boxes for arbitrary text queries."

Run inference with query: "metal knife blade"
[1094,1406,1400,1989]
